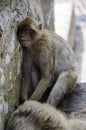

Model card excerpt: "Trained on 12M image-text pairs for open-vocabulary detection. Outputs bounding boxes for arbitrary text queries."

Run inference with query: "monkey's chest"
[32,52,41,66]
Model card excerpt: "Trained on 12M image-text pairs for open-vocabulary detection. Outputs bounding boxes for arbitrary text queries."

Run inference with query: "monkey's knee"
[47,68,77,107]
[67,68,78,92]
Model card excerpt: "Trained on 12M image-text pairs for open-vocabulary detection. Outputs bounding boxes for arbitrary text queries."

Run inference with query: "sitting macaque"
[6,100,86,130]
[17,17,77,106]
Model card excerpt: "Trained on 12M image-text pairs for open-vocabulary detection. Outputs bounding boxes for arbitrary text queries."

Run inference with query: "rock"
[58,83,86,113]
[0,97,8,130]
[41,0,55,31]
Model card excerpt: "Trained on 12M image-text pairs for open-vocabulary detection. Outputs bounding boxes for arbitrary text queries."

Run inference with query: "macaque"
[6,100,86,130]
[17,17,77,106]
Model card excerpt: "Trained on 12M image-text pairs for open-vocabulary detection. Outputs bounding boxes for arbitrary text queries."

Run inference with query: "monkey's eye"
[29,28,36,34]
[17,28,23,34]
[19,27,29,34]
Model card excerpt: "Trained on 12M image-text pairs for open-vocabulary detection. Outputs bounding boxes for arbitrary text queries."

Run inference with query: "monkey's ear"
[29,24,39,32]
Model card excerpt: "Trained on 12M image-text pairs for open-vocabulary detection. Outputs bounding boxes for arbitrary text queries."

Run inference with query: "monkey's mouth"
[20,40,31,46]
[21,40,28,46]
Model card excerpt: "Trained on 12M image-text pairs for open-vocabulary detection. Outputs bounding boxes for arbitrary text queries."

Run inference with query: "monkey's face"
[17,17,42,47]
[17,26,32,47]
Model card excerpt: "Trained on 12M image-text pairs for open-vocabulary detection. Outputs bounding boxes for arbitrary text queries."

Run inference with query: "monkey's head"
[17,17,42,47]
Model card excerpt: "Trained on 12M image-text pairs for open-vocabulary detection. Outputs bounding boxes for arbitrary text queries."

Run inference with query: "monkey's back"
[41,30,77,74]
[6,101,70,130]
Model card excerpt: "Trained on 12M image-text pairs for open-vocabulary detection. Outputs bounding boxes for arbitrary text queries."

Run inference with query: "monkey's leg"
[47,68,77,107]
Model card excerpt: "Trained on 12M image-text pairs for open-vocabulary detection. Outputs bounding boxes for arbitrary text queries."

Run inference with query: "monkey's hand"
[29,76,51,101]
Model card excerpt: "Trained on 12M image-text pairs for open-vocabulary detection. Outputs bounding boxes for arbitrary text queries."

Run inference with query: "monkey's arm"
[30,53,53,101]
[21,76,31,102]
[21,49,32,103]
[30,76,51,100]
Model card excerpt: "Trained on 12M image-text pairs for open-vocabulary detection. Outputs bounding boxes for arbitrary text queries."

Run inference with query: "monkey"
[17,17,78,106]
[6,100,86,130]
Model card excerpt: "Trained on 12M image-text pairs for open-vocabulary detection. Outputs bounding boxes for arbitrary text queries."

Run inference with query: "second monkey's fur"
[6,100,86,130]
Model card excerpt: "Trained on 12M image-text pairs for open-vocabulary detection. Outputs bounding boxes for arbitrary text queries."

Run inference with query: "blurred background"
[54,0,86,82]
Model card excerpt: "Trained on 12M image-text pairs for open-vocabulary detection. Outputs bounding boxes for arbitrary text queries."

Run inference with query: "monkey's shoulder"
[41,30,69,47]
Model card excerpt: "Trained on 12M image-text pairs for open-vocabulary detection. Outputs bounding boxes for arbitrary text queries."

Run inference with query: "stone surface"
[0,97,8,130]
[41,0,55,31]
[58,83,86,112]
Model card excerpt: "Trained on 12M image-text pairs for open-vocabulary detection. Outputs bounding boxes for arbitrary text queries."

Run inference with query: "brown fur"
[6,101,86,130]
[17,17,78,106]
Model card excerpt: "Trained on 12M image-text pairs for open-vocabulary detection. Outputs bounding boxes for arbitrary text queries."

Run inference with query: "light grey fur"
[6,101,86,130]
